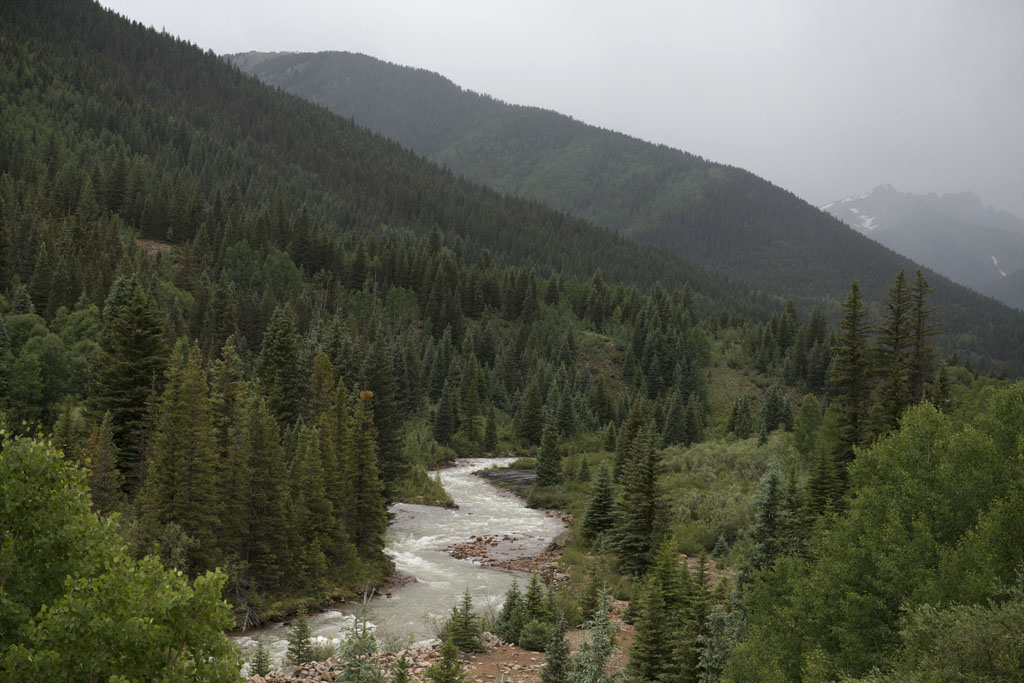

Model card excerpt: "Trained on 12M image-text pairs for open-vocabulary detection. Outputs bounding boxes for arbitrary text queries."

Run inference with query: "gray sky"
[100,0,1024,218]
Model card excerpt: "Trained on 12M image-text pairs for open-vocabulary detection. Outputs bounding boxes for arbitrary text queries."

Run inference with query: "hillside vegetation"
[231,50,1024,375]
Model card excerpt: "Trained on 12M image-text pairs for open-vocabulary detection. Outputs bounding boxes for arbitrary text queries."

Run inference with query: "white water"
[231,458,563,666]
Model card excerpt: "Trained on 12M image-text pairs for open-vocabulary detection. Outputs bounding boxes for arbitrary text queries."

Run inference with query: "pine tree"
[347,398,388,560]
[286,609,313,665]
[256,305,304,426]
[875,269,912,432]
[444,588,485,653]
[582,460,616,541]
[611,424,665,575]
[516,376,544,446]
[536,412,563,487]
[484,405,498,453]
[135,341,221,573]
[390,655,412,683]
[245,396,292,592]
[541,619,570,683]
[492,578,525,644]
[433,378,457,447]
[425,638,468,683]
[250,641,272,677]
[82,412,123,515]
[362,338,408,496]
[90,282,168,494]
[830,280,871,488]
[793,394,822,459]
[908,269,941,401]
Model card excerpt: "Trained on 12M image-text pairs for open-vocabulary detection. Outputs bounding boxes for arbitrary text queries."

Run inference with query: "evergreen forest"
[231,50,1024,376]
[0,2,1021,681]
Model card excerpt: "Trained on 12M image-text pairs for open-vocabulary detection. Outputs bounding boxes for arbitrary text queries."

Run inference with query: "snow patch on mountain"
[991,256,1007,277]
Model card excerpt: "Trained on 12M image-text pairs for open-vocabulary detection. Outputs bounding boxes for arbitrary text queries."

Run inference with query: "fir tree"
[433,378,457,447]
[347,398,388,559]
[582,460,616,541]
[536,412,563,487]
[793,394,822,459]
[908,269,941,401]
[362,338,408,496]
[611,424,665,575]
[90,282,168,494]
[516,376,544,446]
[135,341,221,573]
[256,305,304,427]
[875,269,912,433]
[250,641,272,677]
[830,280,871,488]
[541,619,570,683]
[286,609,313,665]
[82,412,123,515]
[482,406,498,453]
[444,588,485,653]
[425,638,468,683]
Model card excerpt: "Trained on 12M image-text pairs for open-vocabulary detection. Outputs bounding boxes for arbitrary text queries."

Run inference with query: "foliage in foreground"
[0,434,240,681]
[726,383,1024,680]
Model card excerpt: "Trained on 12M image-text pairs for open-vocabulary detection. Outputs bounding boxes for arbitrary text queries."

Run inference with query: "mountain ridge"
[822,184,1024,310]
[227,49,1024,366]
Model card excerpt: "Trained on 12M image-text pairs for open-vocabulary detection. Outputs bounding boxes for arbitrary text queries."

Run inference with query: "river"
[231,458,564,667]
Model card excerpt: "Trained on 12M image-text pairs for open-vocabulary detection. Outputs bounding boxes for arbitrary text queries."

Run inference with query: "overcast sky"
[100,0,1024,219]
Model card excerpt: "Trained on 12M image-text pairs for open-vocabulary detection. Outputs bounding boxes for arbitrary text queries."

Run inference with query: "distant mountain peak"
[820,184,1023,309]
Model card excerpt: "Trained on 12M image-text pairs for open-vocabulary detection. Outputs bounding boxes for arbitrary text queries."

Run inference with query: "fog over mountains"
[822,185,1024,310]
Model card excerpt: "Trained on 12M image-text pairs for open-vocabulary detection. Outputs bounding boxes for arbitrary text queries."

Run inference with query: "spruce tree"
[492,578,524,644]
[244,396,292,592]
[286,609,313,665]
[256,305,304,427]
[90,283,168,494]
[425,638,468,683]
[582,460,616,541]
[830,280,871,487]
[288,426,337,590]
[908,269,941,401]
[875,269,912,432]
[541,619,570,683]
[603,421,617,451]
[135,341,220,573]
[536,412,563,487]
[793,394,822,459]
[611,424,665,575]
[82,412,123,515]
[567,588,619,683]
[250,641,272,677]
[484,405,498,453]
[516,376,544,446]
[433,378,457,447]
[347,398,388,560]
[362,338,408,496]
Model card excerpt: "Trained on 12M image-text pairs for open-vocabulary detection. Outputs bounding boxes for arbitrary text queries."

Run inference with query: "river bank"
[232,458,566,668]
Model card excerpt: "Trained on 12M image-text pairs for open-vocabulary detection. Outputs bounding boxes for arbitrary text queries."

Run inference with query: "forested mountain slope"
[230,50,1024,374]
[0,0,730,620]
